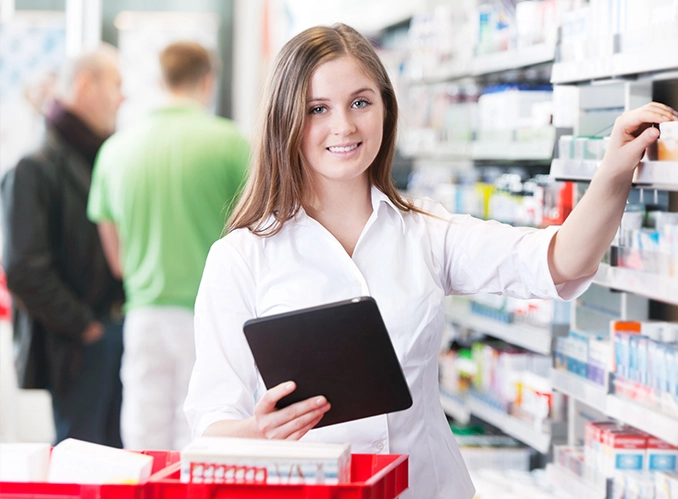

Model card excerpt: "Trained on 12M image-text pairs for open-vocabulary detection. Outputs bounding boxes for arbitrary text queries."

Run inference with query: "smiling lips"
[327,142,361,154]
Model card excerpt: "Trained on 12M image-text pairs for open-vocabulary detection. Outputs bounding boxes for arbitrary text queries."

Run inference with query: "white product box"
[48,438,153,484]
[0,442,50,482]
[605,430,647,477]
[180,437,351,485]
[646,436,678,472]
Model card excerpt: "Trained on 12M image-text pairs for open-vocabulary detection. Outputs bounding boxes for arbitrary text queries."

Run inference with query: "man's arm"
[97,222,123,280]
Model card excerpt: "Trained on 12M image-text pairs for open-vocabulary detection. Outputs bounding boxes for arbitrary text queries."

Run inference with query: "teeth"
[328,144,358,153]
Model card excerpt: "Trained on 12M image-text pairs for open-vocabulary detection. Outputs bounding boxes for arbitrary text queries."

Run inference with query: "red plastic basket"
[0,450,180,499]
[0,452,407,499]
[146,453,408,499]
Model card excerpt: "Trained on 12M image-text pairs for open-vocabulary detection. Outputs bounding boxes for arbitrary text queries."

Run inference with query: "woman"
[184,23,677,498]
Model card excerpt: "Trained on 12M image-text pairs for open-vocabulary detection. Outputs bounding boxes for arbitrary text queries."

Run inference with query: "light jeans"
[120,307,195,451]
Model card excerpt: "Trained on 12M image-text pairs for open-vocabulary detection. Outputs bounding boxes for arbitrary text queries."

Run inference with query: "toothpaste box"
[180,437,351,485]
[646,436,678,472]
[604,428,646,477]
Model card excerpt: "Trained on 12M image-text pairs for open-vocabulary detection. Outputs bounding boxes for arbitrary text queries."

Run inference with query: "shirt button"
[375,441,385,451]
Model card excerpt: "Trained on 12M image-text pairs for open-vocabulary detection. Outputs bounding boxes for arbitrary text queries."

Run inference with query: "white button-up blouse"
[185,186,594,499]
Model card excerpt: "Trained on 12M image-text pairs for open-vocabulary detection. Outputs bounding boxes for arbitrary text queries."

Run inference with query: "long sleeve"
[1,158,94,339]
[419,200,594,300]
[184,236,262,437]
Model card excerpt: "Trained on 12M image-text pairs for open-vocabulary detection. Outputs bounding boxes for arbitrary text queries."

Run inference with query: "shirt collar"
[283,185,406,233]
[370,185,406,233]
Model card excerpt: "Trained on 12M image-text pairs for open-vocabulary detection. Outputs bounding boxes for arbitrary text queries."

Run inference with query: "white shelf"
[445,300,559,355]
[439,388,471,424]
[422,60,472,83]
[466,396,559,454]
[413,141,471,160]
[633,161,678,189]
[472,43,555,76]
[551,159,678,190]
[550,368,608,414]
[552,42,678,84]
[606,395,678,446]
[471,140,554,161]
[546,464,607,499]
[550,159,599,182]
[593,263,678,306]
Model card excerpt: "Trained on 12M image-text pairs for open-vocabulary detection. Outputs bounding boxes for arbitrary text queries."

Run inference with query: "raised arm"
[548,102,678,285]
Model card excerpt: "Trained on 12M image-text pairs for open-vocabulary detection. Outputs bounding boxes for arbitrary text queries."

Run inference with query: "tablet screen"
[243,296,413,428]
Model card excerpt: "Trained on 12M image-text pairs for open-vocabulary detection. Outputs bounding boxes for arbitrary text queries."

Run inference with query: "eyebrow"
[307,87,377,103]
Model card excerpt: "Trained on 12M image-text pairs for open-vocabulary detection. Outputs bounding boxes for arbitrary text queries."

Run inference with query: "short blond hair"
[159,41,214,90]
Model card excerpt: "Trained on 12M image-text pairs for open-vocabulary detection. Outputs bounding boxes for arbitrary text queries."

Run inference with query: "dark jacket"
[1,126,124,393]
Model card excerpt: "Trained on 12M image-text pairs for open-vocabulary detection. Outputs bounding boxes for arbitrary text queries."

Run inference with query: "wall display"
[395,2,678,496]
[0,11,65,177]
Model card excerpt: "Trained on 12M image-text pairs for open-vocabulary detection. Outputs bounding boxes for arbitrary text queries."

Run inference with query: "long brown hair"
[228,23,424,235]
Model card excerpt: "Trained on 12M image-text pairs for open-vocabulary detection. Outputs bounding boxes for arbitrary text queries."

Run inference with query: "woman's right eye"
[309,106,326,115]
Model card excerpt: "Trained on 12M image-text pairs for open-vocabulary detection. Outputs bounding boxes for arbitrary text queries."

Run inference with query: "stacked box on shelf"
[555,330,611,388]
[610,320,678,419]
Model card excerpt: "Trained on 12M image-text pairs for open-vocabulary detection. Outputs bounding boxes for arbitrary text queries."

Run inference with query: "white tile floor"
[0,321,55,443]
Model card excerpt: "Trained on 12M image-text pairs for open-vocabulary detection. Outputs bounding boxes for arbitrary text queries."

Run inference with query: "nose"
[331,109,356,136]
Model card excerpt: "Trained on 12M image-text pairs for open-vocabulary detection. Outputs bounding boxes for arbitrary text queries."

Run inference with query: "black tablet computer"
[243,296,413,428]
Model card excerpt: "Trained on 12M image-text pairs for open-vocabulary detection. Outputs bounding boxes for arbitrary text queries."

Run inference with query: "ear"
[73,70,94,98]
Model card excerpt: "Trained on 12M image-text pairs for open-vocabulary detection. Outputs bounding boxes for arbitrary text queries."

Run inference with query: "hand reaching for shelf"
[548,102,678,288]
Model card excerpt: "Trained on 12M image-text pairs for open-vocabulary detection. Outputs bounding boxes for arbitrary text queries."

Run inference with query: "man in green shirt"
[88,41,249,450]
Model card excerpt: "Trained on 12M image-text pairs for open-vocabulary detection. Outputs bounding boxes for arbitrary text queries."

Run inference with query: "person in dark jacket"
[1,44,125,447]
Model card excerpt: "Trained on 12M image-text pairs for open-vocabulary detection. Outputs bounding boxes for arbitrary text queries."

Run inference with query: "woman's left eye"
[352,99,370,109]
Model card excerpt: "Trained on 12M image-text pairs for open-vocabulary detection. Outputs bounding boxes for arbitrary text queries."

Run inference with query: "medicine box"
[180,436,351,485]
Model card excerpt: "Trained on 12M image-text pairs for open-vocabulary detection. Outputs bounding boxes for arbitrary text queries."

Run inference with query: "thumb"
[626,126,659,160]
[256,381,295,415]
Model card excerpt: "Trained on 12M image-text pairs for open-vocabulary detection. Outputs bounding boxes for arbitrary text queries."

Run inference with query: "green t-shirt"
[88,105,249,312]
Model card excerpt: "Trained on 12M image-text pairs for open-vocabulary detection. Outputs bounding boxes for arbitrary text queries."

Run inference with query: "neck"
[303,177,372,257]
[166,90,206,108]
[304,176,371,217]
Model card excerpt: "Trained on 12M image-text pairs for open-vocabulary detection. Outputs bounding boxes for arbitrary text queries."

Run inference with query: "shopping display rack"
[0,452,408,499]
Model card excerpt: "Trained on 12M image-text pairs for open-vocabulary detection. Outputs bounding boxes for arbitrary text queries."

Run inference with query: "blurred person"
[1,44,125,447]
[87,40,250,451]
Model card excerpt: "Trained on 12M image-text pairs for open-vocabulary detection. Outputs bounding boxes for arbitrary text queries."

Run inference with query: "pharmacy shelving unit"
[438,386,565,454]
[551,38,678,84]
[550,368,678,447]
[551,159,678,190]
[471,43,555,76]
[593,264,678,307]
[547,41,678,495]
[444,297,567,356]
[418,42,555,84]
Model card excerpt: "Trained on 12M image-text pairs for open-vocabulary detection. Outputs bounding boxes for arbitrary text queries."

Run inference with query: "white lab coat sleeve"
[184,237,260,437]
[419,200,594,300]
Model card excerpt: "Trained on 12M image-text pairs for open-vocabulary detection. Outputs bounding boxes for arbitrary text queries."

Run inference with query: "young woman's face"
[300,56,384,186]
